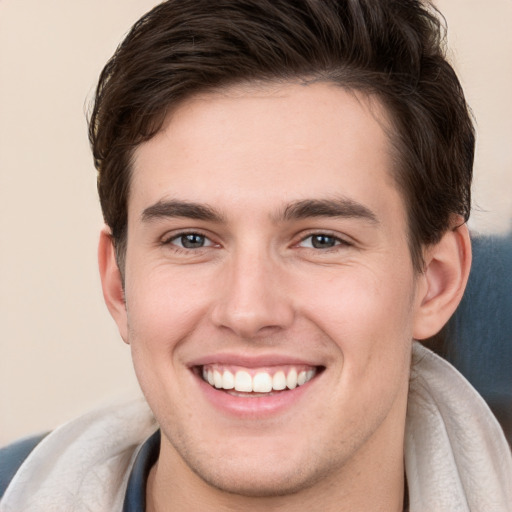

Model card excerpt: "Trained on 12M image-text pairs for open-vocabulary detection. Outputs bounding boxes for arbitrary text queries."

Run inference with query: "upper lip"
[187,353,323,369]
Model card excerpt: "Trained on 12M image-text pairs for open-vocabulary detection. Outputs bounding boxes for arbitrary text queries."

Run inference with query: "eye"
[299,234,346,249]
[166,232,215,249]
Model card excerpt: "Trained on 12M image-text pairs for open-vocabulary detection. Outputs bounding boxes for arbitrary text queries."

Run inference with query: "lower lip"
[194,372,317,418]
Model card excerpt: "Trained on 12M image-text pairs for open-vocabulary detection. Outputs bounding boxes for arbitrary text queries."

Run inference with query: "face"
[114,83,425,497]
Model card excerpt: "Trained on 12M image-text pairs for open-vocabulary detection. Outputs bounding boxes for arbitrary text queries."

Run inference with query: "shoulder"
[0,399,157,510]
[0,434,48,499]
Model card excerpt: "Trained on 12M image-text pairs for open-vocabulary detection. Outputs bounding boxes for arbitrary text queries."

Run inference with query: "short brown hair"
[89,0,474,273]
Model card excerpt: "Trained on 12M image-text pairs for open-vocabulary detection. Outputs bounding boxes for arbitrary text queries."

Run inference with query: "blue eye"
[300,234,343,249]
[168,233,214,249]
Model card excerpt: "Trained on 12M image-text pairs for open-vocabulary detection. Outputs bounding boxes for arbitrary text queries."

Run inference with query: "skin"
[99,82,471,511]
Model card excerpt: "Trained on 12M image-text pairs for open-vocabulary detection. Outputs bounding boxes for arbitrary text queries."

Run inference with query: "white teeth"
[222,370,234,390]
[253,372,273,393]
[286,368,298,389]
[272,371,287,391]
[203,366,317,393]
[213,370,223,389]
[234,371,253,392]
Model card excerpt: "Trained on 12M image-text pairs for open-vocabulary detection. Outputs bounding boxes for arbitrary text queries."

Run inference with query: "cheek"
[124,268,213,415]
[304,264,414,332]
[124,265,215,362]
[296,262,416,382]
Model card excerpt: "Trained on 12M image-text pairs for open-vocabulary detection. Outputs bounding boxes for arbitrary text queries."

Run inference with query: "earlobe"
[98,227,129,344]
[413,219,472,340]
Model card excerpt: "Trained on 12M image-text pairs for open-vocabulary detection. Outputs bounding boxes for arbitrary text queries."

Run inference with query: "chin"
[191,460,325,498]
[164,426,334,499]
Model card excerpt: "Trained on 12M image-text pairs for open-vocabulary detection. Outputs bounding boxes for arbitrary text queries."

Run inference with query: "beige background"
[0,0,511,445]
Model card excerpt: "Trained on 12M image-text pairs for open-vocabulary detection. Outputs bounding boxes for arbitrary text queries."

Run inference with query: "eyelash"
[161,231,215,252]
[161,231,352,253]
[297,232,352,251]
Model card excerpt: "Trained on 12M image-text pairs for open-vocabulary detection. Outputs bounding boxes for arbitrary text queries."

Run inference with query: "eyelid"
[159,229,353,250]
[161,230,217,248]
[296,230,353,248]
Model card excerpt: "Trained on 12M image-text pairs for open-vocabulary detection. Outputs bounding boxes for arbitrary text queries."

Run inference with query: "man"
[1,1,511,510]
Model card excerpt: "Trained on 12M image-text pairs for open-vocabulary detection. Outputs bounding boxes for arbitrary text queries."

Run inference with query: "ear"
[413,219,472,340]
[98,227,129,344]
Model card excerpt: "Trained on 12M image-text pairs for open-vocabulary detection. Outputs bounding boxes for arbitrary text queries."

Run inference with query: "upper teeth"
[202,366,317,393]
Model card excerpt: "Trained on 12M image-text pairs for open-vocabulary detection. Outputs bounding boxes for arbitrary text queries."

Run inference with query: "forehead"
[130,82,403,222]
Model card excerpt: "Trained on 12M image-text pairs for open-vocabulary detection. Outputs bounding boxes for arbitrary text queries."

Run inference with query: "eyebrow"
[141,197,378,224]
[278,198,379,224]
[141,199,224,223]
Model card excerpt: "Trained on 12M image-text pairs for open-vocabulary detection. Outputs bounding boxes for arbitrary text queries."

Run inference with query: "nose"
[211,249,295,339]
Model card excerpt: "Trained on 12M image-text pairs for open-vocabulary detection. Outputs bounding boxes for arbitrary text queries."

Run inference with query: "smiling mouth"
[195,364,323,395]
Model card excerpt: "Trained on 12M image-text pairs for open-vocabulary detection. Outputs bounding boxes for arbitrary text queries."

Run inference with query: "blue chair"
[444,230,512,443]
